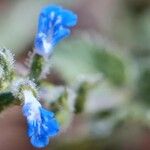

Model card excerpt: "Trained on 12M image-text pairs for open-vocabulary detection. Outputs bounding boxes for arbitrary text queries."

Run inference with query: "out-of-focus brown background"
[0,0,150,150]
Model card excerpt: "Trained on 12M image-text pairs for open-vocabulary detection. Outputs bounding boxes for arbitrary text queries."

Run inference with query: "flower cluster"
[0,4,78,149]
[34,5,77,57]
[22,90,59,148]
[24,5,77,147]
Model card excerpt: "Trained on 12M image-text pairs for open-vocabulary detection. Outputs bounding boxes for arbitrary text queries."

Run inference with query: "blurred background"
[0,0,150,150]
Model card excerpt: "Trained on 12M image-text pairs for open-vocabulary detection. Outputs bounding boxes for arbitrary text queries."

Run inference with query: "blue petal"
[60,9,78,27]
[41,5,62,17]
[52,27,70,45]
[30,134,49,148]
[46,118,60,137]
[40,108,60,136]
[27,121,36,137]
[38,14,49,34]
[40,107,54,118]
[40,108,59,134]
[41,5,62,26]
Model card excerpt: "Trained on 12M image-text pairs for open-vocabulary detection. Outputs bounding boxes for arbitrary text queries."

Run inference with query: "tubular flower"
[22,90,59,148]
[34,5,78,56]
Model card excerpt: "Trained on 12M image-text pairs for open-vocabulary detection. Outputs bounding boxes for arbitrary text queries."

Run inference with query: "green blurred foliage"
[138,68,150,105]
[53,38,126,86]
[93,48,125,86]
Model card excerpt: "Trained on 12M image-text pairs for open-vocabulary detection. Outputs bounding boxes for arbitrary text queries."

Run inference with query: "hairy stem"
[29,54,44,82]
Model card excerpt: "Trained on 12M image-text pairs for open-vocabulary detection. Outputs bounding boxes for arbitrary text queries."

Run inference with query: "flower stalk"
[29,53,44,82]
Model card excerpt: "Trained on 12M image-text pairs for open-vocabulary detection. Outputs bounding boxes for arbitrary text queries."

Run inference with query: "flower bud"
[0,48,14,90]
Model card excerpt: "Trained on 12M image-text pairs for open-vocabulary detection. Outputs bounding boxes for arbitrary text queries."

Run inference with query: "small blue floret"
[34,5,78,56]
[23,103,59,148]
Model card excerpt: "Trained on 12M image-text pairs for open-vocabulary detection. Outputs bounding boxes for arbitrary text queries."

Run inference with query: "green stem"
[50,90,68,113]
[29,54,44,82]
[74,82,89,114]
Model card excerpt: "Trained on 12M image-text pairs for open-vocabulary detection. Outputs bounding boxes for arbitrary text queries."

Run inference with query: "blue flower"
[34,5,78,56]
[23,102,59,148]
